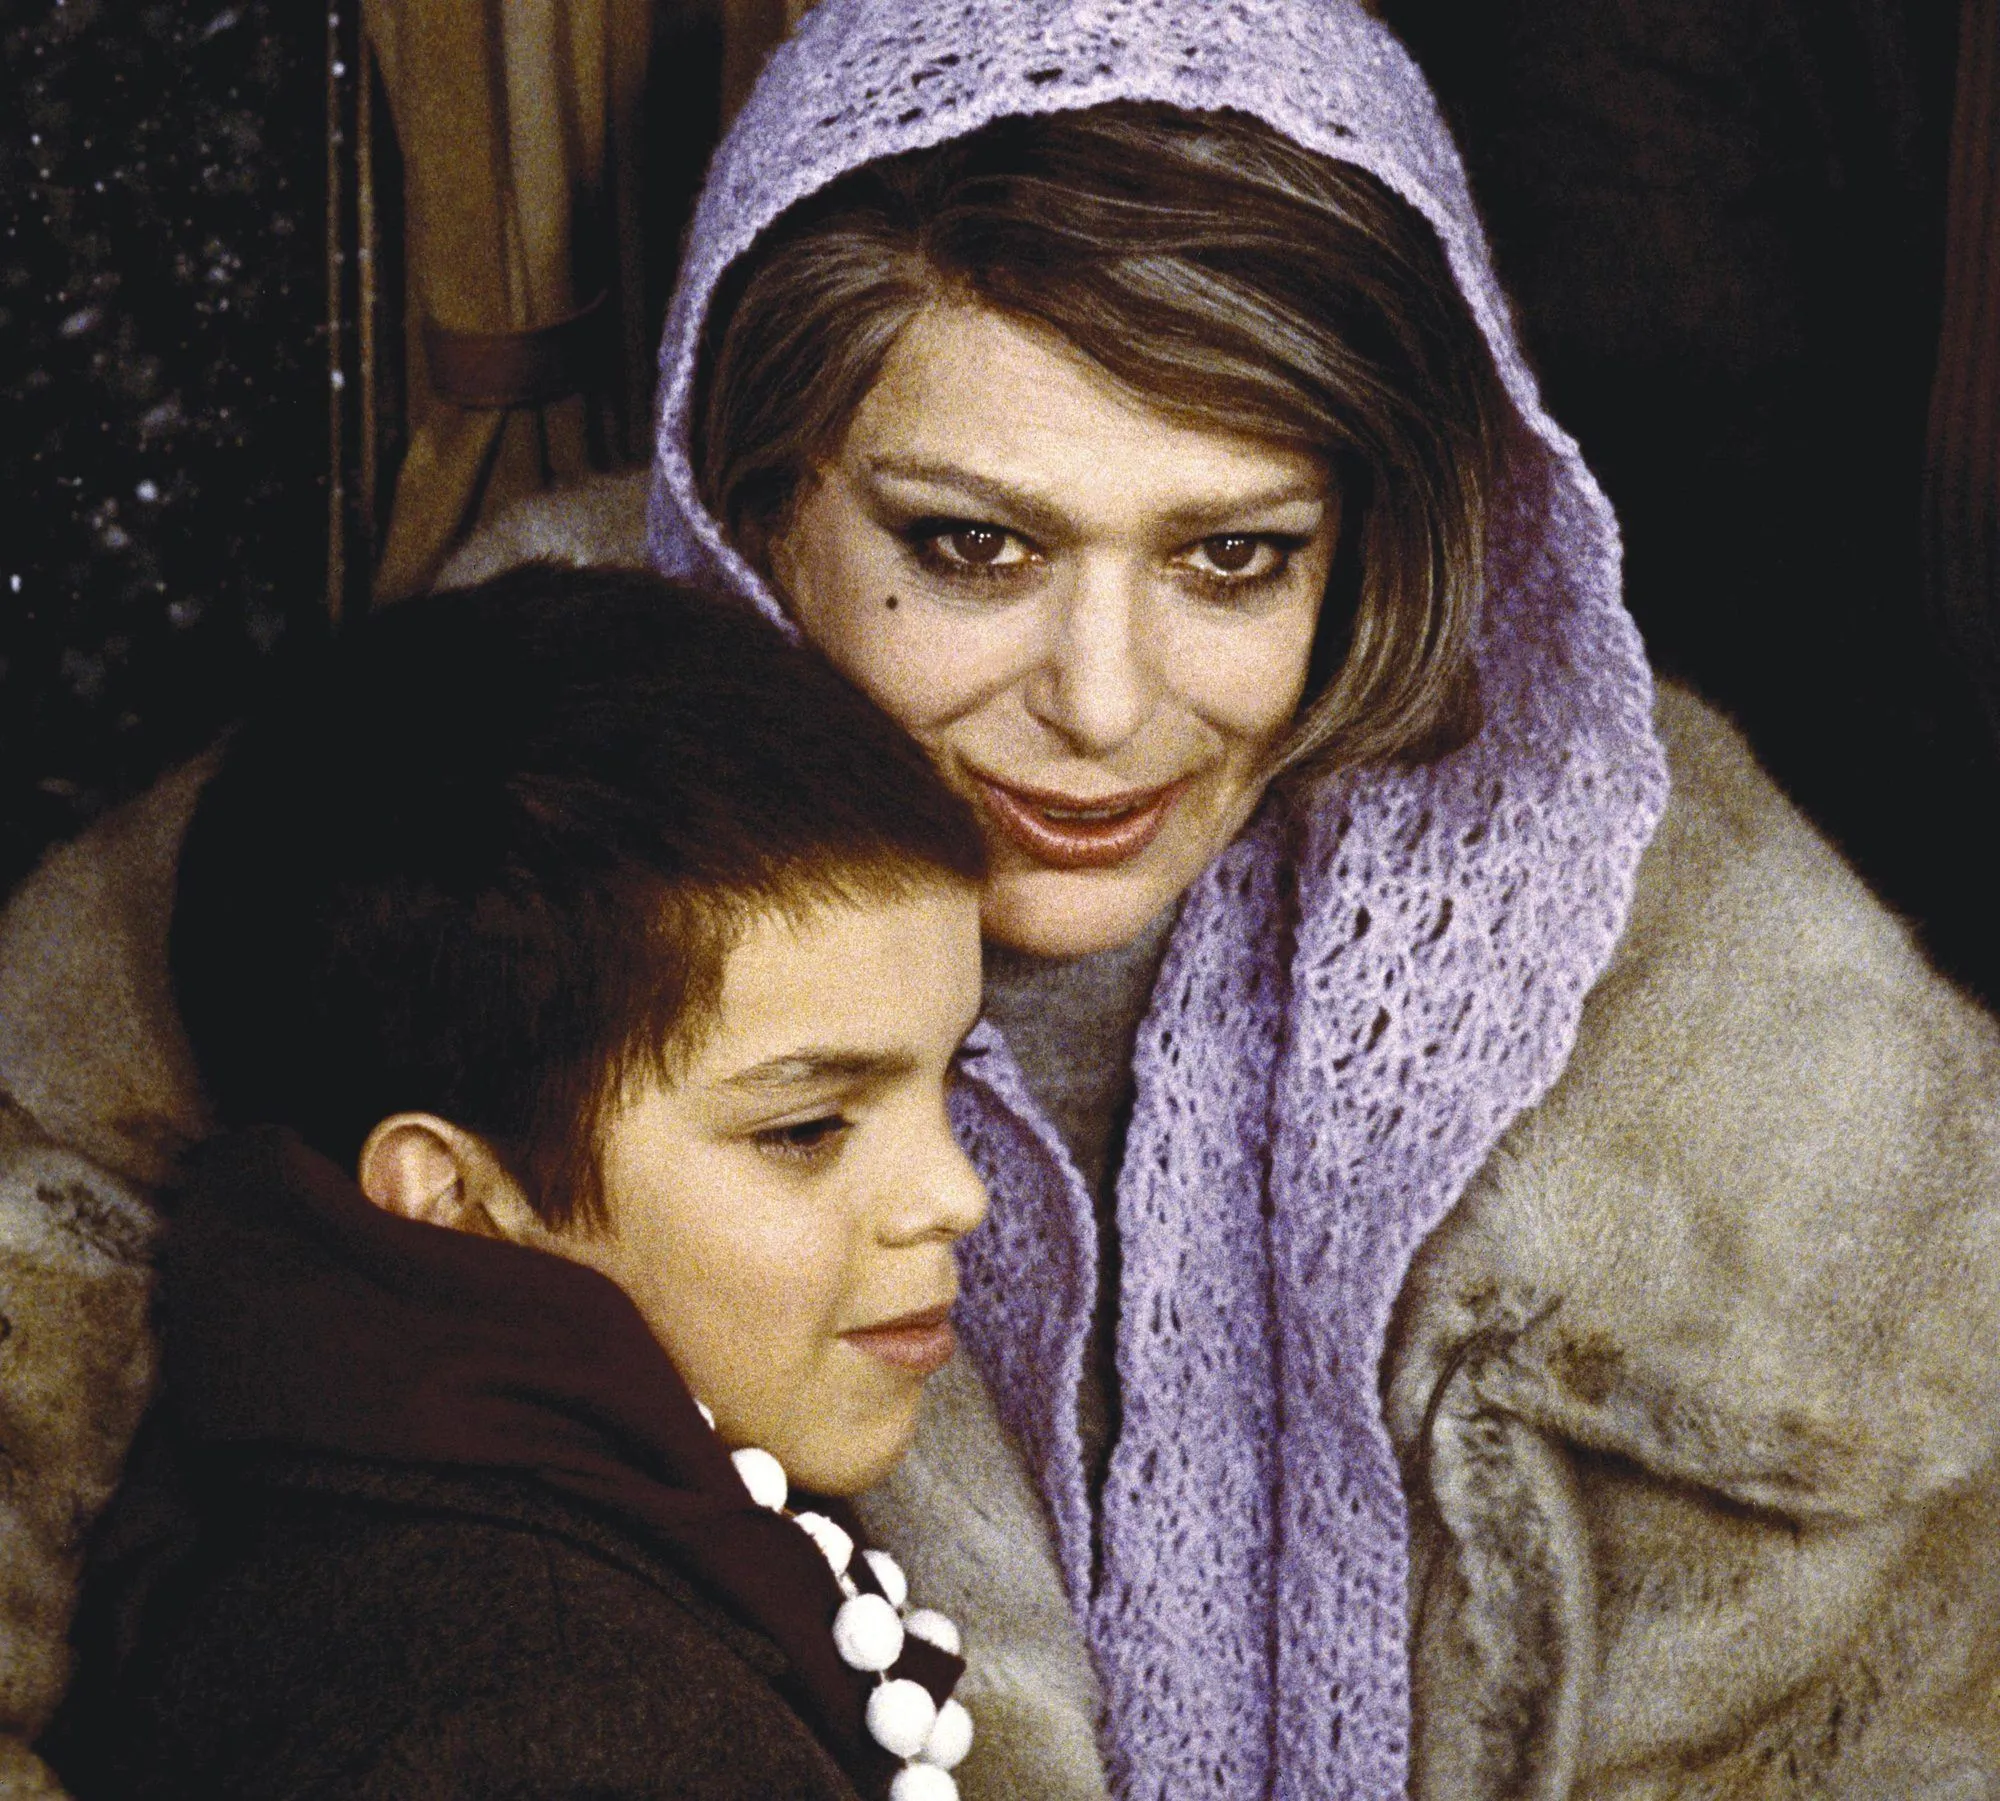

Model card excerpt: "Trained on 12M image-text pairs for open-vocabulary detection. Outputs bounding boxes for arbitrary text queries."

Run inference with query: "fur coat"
[858,678,2000,1801]
[2,484,1999,1798]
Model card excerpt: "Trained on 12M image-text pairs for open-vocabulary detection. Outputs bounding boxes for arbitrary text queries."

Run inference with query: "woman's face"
[770,305,1337,957]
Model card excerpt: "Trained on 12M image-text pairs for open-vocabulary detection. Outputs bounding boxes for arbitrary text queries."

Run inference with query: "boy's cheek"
[773,1357,930,1496]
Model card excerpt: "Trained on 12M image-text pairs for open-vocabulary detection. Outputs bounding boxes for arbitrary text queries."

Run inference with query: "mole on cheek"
[884,595,900,611]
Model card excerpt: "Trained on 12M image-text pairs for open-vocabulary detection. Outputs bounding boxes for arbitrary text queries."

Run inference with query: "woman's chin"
[979,863,1194,959]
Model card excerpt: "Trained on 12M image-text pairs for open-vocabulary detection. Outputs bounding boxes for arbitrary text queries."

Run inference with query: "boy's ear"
[356,1114,546,1243]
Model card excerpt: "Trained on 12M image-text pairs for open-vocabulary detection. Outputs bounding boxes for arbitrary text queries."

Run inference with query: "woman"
[637,2,2000,1796]
[3,1,1999,1796]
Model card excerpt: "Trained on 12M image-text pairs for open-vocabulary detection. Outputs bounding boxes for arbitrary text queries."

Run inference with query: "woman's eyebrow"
[863,456,1070,538]
[1153,493,1330,539]
[720,1048,920,1093]
[864,456,1328,540]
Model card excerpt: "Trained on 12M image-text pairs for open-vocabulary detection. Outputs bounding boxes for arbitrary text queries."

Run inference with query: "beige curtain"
[363,0,653,601]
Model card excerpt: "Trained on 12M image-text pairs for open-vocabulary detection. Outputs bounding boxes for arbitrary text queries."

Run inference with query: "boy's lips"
[968,771,1193,870]
[843,1302,957,1375]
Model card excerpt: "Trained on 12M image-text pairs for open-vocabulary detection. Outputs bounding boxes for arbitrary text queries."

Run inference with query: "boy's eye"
[751,1115,852,1162]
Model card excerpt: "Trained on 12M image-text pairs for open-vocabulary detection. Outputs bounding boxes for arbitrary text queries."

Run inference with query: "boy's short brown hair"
[171,565,986,1230]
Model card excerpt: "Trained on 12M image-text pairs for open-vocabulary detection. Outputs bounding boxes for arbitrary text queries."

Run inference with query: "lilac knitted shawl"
[648,4,1668,1794]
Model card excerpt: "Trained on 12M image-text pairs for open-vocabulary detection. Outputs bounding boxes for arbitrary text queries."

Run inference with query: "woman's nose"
[1023,559,1157,754]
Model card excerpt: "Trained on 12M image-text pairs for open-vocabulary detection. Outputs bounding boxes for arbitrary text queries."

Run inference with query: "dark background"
[5,0,1992,994]
[1387,0,1998,1003]
[3,0,331,895]
[0,0,727,900]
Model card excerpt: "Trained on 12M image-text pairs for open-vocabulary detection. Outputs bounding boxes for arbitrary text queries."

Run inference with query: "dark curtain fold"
[1927,0,2000,737]
[1383,0,2000,1002]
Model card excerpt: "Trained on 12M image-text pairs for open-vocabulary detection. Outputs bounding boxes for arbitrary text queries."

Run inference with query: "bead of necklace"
[702,1408,975,1797]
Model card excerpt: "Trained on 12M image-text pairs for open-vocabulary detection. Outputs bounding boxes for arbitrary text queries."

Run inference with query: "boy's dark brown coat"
[44,1442,861,1801]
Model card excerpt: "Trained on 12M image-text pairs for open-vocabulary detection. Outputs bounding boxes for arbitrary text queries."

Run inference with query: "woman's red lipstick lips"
[971,772,1192,870]
[844,1303,957,1375]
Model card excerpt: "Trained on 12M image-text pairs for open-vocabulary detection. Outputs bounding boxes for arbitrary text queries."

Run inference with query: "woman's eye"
[1181,534,1293,584]
[909,519,1036,579]
[752,1115,852,1162]
[939,526,1013,566]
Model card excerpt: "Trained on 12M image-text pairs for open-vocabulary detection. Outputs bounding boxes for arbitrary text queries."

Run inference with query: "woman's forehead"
[834,304,1334,524]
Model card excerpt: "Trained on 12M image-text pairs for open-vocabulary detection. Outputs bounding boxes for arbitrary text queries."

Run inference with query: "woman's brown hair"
[695,101,1509,775]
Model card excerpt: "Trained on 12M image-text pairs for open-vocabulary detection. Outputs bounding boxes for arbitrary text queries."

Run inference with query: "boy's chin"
[781,1395,925,1498]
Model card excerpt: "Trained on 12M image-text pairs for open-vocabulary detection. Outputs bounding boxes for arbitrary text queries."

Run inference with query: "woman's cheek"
[786,552,931,724]
[880,611,1036,734]
[1165,604,1318,745]
[807,585,1033,741]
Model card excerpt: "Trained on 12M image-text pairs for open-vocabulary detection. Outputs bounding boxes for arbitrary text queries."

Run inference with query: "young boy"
[43,567,990,1800]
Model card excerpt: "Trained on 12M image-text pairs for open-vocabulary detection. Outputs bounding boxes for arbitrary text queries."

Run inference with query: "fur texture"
[854,1354,1110,1801]
[433,463,655,592]
[0,764,201,1799]
[0,1098,157,1801]
[0,757,211,1193]
[1384,684,2000,1798]
[867,684,2000,1799]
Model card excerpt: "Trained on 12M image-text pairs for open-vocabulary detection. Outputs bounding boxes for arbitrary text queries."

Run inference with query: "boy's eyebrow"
[720,1049,921,1093]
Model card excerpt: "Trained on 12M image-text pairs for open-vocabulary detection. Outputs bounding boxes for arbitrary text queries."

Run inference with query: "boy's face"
[567,881,989,1496]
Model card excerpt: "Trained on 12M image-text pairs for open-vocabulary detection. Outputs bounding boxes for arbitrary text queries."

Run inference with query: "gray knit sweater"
[980,906,1179,1498]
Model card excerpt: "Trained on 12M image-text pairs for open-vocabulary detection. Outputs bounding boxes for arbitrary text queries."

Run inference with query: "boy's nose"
[885,1114,989,1244]
[925,1129,989,1240]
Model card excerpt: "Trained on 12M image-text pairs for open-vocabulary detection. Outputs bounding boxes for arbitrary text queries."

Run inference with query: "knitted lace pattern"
[648,4,1669,1795]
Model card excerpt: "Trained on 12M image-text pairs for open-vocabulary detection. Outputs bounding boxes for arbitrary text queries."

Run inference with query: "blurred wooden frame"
[326,7,392,625]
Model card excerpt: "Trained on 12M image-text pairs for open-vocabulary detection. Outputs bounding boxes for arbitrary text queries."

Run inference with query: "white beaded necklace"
[699,1406,974,1799]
